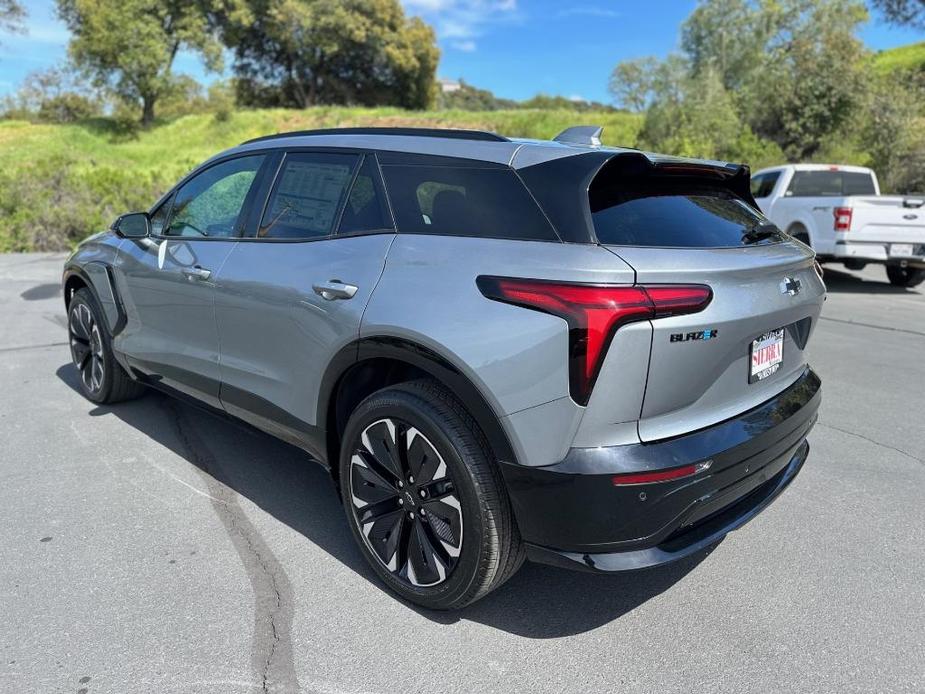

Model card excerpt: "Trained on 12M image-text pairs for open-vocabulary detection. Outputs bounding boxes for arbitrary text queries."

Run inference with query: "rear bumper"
[833,240,925,266]
[500,367,821,573]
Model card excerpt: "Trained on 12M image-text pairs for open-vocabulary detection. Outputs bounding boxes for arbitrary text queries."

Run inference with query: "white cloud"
[402,0,519,47]
[557,6,621,19]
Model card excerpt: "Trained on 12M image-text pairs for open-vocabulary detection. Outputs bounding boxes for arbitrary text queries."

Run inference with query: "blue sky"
[1,0,922,103]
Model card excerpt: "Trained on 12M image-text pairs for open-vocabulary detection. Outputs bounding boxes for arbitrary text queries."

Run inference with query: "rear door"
[590,168,825,442]
[114,153,269,407]
[214,151,395,456]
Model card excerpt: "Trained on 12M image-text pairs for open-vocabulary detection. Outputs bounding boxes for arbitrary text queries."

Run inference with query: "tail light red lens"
[833,207,853,231]
[476,277,712,405]
[611,459,713,486]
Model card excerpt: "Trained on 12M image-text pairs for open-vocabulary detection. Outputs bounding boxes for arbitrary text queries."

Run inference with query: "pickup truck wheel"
[68,288,146,404]
[339,379,523,610]
[886,265,925,288]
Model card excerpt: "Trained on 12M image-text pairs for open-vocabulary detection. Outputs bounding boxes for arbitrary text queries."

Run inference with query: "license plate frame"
[890,243,915,257]
[749,328,784,384]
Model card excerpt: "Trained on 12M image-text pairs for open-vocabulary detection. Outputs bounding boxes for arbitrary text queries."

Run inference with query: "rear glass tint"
[381,165,558,241]
[787,170,876,197]
[750,171,780,198]
[591,184,781,248]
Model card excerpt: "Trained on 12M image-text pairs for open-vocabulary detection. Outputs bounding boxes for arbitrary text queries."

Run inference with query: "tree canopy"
[610,0,874,163]
[223,0,439,110]
[57,0,223,125]
[0,0,25,38]
[872,0,925,28]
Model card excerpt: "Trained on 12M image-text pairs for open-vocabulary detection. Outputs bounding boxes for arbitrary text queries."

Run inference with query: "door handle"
[313,280,358,301]
[182,266,212,281]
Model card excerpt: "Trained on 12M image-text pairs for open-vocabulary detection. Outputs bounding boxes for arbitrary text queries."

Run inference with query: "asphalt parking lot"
[1,252,923,694]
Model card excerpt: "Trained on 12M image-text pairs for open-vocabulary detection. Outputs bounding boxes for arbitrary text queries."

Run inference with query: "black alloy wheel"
[69,300,105,395]
[348,417,463,587]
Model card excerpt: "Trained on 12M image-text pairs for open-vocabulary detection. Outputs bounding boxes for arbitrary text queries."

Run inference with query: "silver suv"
[63,126,824,609]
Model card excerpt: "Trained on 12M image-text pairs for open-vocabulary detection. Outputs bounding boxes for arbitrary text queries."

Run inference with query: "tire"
[68,288,146,404]
[886,265,925,288]
[339,379,523,610]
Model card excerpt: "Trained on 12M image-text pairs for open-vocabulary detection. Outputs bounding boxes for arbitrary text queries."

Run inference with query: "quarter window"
[381,164,558,241]
[165,155,265,238]
[259,152,357,239]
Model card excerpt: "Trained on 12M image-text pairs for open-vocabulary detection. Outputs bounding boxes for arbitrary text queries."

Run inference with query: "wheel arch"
[63,263,126,335]
[320,336,519,488]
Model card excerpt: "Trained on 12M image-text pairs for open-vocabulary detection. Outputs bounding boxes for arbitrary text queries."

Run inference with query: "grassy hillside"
[872,42,925,74]
[0,107,642,252]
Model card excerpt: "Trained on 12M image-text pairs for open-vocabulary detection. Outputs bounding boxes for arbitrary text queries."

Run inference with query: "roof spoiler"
[553,125,603,147]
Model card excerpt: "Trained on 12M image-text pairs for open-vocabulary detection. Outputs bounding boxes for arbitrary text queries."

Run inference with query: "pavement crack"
[159,399,301,693]
[817,421,925,465]
[0,341,68,353]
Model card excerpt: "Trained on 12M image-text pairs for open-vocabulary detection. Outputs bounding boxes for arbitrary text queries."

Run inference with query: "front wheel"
[886,265,925,288]
[68,288,146,404]
[339,380,523,610]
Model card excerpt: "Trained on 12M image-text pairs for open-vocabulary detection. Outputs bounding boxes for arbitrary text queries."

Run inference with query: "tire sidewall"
[339,387,490,609]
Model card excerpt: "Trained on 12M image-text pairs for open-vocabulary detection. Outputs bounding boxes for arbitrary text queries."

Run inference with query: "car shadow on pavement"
[56,363,711,639]
[822,268,922,295]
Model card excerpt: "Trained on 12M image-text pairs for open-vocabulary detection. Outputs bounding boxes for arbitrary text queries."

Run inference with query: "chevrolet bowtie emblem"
[780,277,802,296]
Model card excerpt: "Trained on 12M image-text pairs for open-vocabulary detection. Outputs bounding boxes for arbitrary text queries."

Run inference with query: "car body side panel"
[361,234,637,466]
[213,234,395,438]
[112,237,237,408]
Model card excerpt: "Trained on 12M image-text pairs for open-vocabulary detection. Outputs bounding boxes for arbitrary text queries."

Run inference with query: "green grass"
[871,42,925,75]
[0,106,642,252]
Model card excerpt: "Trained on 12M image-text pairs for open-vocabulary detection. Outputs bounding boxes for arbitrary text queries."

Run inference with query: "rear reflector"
[834,207,852,231]
[476,277,712,405]
[611,460,713,486]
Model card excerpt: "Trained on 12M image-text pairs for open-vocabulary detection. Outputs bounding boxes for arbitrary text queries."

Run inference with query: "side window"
[258,152,357,239]
[380,164,558,241]
[149,193,174,236]
[337,155,392,234]
[165,155,265,238]
[751,172,780,198]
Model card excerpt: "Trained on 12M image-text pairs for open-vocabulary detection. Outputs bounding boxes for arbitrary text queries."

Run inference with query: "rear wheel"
[886,265,925,288]
[68,288,145,404]
[339,379,523,610]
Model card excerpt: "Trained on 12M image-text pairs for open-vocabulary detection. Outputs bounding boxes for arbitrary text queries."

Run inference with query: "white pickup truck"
[751,164,925,287]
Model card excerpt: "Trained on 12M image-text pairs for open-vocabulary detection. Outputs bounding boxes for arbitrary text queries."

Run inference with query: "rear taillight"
[834,206,852,231]
[476,277,712,405]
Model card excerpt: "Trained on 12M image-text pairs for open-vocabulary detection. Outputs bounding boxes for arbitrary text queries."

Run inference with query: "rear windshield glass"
[591,184,782,248]
[750,171,781,198]
[381,165,558,241]
[787,170,876,197]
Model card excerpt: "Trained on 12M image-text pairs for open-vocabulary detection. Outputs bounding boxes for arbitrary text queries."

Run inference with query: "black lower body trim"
[525,440,808,572]
[500,367,821,561]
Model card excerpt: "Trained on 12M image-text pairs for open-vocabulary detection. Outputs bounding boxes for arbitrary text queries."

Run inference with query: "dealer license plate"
[750,329,784,383]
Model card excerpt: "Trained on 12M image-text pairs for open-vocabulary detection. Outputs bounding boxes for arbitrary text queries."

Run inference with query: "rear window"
[787,170,876,197]
[751,171,781,198]
[590,183,781,248]
[380,165,558,241]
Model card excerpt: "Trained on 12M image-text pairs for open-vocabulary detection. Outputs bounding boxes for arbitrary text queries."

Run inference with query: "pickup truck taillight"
[834,206,853,231]
[476,277,712,405]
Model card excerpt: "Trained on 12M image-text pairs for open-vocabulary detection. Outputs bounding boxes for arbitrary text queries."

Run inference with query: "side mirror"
[112,212,151,238]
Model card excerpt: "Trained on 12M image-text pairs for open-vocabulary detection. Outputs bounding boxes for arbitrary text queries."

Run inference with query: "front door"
[113,154,268,407]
